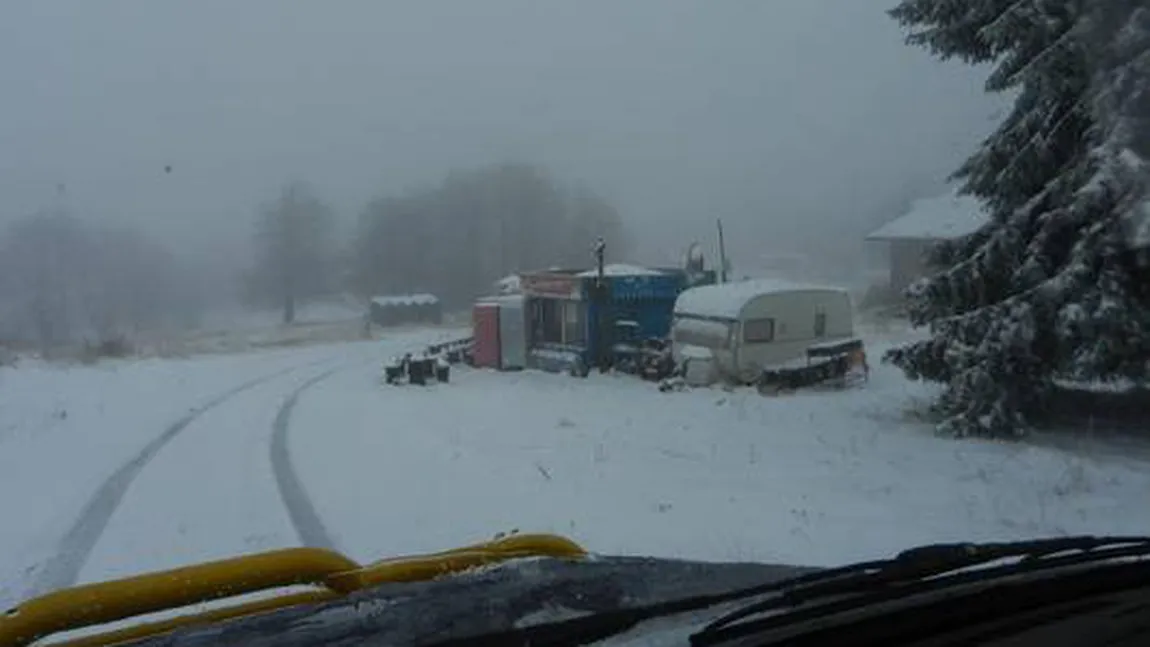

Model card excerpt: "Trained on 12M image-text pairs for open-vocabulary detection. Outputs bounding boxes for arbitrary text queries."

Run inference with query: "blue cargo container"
[518,265,715,374]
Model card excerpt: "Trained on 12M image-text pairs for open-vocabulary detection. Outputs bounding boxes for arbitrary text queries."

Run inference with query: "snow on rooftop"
[476,294,524,307]
[370,293,439,307]
[866,188,989,241]
[495,274,521,294]
[576,264,663,277]
[675,278,847,319]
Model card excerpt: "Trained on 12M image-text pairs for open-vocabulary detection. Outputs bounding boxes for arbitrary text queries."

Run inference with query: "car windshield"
[0,1,1147,644]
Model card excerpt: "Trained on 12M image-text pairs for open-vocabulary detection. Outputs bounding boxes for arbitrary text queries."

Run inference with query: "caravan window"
[673,317,733,349]
[743,317,775,343]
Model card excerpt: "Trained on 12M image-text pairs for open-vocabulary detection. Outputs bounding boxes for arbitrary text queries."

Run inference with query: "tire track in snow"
[270,368,344,551]
[28,358,333,597]
[273,339,451,550]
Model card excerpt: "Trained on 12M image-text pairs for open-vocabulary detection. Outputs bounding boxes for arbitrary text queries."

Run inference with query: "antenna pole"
[592,237,610,373]
[716,219,728,284]
[594,237,606,286]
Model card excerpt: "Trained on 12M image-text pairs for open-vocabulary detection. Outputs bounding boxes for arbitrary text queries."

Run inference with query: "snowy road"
[27,359,325,596]
[72,361,346,586]
[269,367,344,551]
[1,329,457,605]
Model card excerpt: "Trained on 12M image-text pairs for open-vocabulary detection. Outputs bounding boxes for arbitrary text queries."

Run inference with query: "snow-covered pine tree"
[885,0,1150,437]
[1069,2,1150,381]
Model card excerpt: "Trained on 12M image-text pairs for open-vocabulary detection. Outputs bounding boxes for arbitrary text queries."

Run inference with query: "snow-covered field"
[132,298,374,357]
[295,339,1150,569]
[151,300,471,358]
[0,328,458,607]
[2,324,1148,612]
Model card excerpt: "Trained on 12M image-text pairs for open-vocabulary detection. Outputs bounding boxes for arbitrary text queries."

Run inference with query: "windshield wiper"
[425,536,1150,647]
[690,535,1150,646]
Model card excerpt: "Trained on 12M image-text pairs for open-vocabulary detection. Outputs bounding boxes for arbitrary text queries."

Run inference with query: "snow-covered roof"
[476,294,524,307]
[866,189,990,241]
[495,274,521,294]
[370,293,439,307]
[576,264,663,278]
[674,278,846,319]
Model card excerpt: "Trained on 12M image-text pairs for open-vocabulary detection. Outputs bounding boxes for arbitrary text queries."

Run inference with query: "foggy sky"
[0,0,1004,271]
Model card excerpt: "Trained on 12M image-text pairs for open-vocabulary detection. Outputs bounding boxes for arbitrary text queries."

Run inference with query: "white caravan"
[670,279,855,385]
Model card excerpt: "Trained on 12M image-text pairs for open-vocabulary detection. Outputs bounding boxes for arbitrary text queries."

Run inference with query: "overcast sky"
[0,0,1004,270]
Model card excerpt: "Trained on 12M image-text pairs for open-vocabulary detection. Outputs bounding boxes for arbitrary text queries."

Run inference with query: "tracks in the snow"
[270,368,342,551]
[26,357,344,598]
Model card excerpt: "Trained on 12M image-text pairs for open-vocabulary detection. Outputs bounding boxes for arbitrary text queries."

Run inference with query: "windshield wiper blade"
[426,536,1149,647]
[691,535,1150,646]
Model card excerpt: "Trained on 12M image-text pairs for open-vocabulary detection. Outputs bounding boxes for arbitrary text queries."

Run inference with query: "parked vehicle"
[670,279,858,386]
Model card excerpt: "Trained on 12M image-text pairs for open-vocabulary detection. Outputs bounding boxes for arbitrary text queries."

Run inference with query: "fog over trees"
[0,162,629,348]
[0,2,1009,352]
[0,210,206,349]
[246,181,338,324]
[349,163,629,307]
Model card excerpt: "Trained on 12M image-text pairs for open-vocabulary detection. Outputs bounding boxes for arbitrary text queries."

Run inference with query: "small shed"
[671,279,855,384]
[369,293,442,327]
[865,190,989,293]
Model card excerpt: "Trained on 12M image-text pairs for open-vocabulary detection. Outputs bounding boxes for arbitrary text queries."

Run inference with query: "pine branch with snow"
[884,0,1150,437]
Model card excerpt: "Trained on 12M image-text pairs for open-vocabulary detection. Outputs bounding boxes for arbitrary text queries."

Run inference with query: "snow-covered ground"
[168,299,471,357]
[0,328,460,607]
[293,338,1150,569]
[2,324,1148,613]
[133,298,373,357]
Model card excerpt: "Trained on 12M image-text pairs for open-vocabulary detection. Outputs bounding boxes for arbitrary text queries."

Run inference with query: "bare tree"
[0,211,202,350]
[248,181,336,323]
[87,225,189,338]
[0,212,100,348]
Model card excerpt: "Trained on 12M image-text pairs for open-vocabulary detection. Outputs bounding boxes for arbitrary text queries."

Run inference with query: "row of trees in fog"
[0,162,629,345]
[247,162,630,322]
[348,163,629,306]
[0,212,207,348]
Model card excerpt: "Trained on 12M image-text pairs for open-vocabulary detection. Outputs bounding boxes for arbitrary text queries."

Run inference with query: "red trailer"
[471,302,501,369]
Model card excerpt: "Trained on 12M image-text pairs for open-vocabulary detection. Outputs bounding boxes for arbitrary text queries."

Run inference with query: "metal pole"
[717,219,728,284]
[593,237,610,372]
[594,237,606,286]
